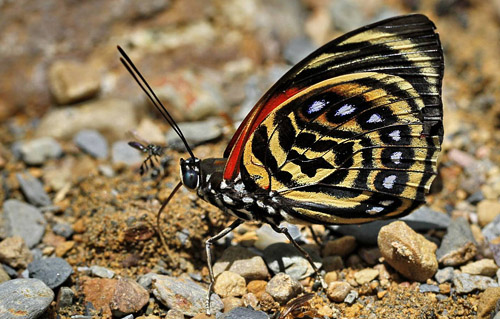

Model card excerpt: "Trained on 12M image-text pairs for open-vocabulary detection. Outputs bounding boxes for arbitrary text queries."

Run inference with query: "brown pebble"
[322,236,357,257]
[0,236,33,269]
[242,292,258,309]
[247,280,267,296]
[477,200,500,227]
[477,287,500,319]
[49,60,100,104]
[214,271,247,297]
[377,221,438,282]
[322,255,344,272]
[460,259,498,277]
[55,240,75,257]
[377,290,388,299]
[327,281,352,302]
[354,268,379,285]
[73,218,86,233]
[222,296,243,312]
[266,273,302,304]
[324,271,338,284]
[439,283,451,294]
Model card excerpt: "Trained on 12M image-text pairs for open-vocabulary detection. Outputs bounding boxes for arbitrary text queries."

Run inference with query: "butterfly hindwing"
[223,14,443,183]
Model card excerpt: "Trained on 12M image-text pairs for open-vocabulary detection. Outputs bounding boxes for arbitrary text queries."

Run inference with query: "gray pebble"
[0,278,54,319]
[90,265,115,278]
[213,246,269,281]
[483,214,500,241]
[263,242,322,281]
[152,275,223,316]
[2,264,17,278]
[17,173,52,207]
[176,228,190,246]
[165,118,223,151]
[137,272,157,290]
[419,284,440,293]
[28,257,73,289]
[330,206,450,245]
[435,267,455,284]
[436,217,477,266]
[52,223,74,239]
[453,273,499,294]
[112,140,143,166]
[56,286,74,310]
[98,164,115,177]
[344,290,358,305]
[120,315,134,319]
[1,199,46,248]
[266,273,302,304]
[18,137,63,165]
[219,307,269,319]
[74,129,108,159]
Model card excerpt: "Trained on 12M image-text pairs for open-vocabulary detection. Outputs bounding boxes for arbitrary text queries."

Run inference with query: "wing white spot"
[307,99,328,114]
[220,180,228,189]
[389,130,401,141]
[257,200,265,208]
[242,197,253,204]
[367,206,384,215]
[222,194,234,205]
[391,151,403,165]
[383,175,397,189]
[335,103,356,116]
[380,200,394,206]
[234,182,245,193]
[367,113,383,123]
[267,206,276,215]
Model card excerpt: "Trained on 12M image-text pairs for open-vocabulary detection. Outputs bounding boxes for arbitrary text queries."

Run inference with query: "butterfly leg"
[270,224,327,290]
[205,218,244,315]
[308,226,323,247]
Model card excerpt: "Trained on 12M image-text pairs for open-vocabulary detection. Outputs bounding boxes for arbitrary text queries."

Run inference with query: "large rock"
[0,278,54,319]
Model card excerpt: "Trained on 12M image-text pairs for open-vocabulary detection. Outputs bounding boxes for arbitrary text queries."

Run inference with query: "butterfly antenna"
[117,46,196,160]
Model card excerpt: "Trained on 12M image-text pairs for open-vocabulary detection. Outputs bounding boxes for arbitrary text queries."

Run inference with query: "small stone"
[219,306,269,319]
[52,223,74,239]
[3,199,47,248]
[254,224,288,250]
[214,271,247,298]
[74,129,109,159]
[242,292,258,309]
[165,118,223,151]
[0,236,33,268]
[213,246,269,280]
[378,221,438,282]
[358,247,382,265]
[477,287,500,319]
[137,272,157,290]
[327,281,352,302]
[17,172,52,207]
[112,140,143,166]
[222,296,243,312]
[56,286,75,310]
[453,273,499,294]
[28,257,73,289]
[81,277,117,315]
[110,277,150,317]
[49,60,100,104]
[461,259,498,277]
[419,284,440,293]
[322,255,344,272]
[436,217,477,266]
[324,271,338,285]
[247,280,267,296]
[0,278,54,318]
[0,265,10,283]
[478,200,500,227]
[263,242,321,281]
[266,273,302,304]
[19,137,63,165]
[354,268,379,285]
[344,290,359,304]
[435,267,455,283]
[152,275,223,316]
[166,308,185,319]
[90,265,115,279]
[55,240,75,257]
[322,236,357,257]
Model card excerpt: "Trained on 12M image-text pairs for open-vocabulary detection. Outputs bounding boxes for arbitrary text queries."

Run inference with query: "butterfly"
[119,13,444,314]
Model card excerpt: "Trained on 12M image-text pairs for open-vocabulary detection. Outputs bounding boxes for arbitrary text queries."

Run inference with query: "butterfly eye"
[182,169,199,190]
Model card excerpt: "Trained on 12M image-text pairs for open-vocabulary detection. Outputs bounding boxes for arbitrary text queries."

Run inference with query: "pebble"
[358,247,382,265]
[247,280,267,296]
[222,296,244,312]
[436,217,477,266]
[354,269,379,285]
[482,215,500,241]
[435,267,455,284]
[28,257,73,289]
[151,275,223,316]
[219,306,269,319]
[324,271,338,285]
[344,290,359,305]
[213,246,269,280]
[322,235,357,257]
[111,140,143,166]
[35,98,139,140]
[254,224,288,250]
[137,272,157,290]
[52,222,74,239]
[322,255,344,272]
[331,206,450,245]
[90,265,115,278]
[0,236,33,269]
[48,60,100,104]
[166,308,185,319]
[478,200,500,227]
[263,242,321,281]
[0,278,54,319]
[82,277,149,316]
[242,292,258,309]
[0,265,10,283]
[327,281,352,302]
[16,172,52,207]
[165,118,223,151]
[56,286,75,310]
[74,129,109,159]
[214,271,247,298]
[460,259,498,277]
[453,273,499,294]
[18,137,63,165]
[265,273,302,304]
[419,284,440,293]
[477,287,500,319]
[378,221,438,282]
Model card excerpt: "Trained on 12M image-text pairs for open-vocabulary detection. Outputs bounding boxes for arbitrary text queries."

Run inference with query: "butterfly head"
[180,157,201,191]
